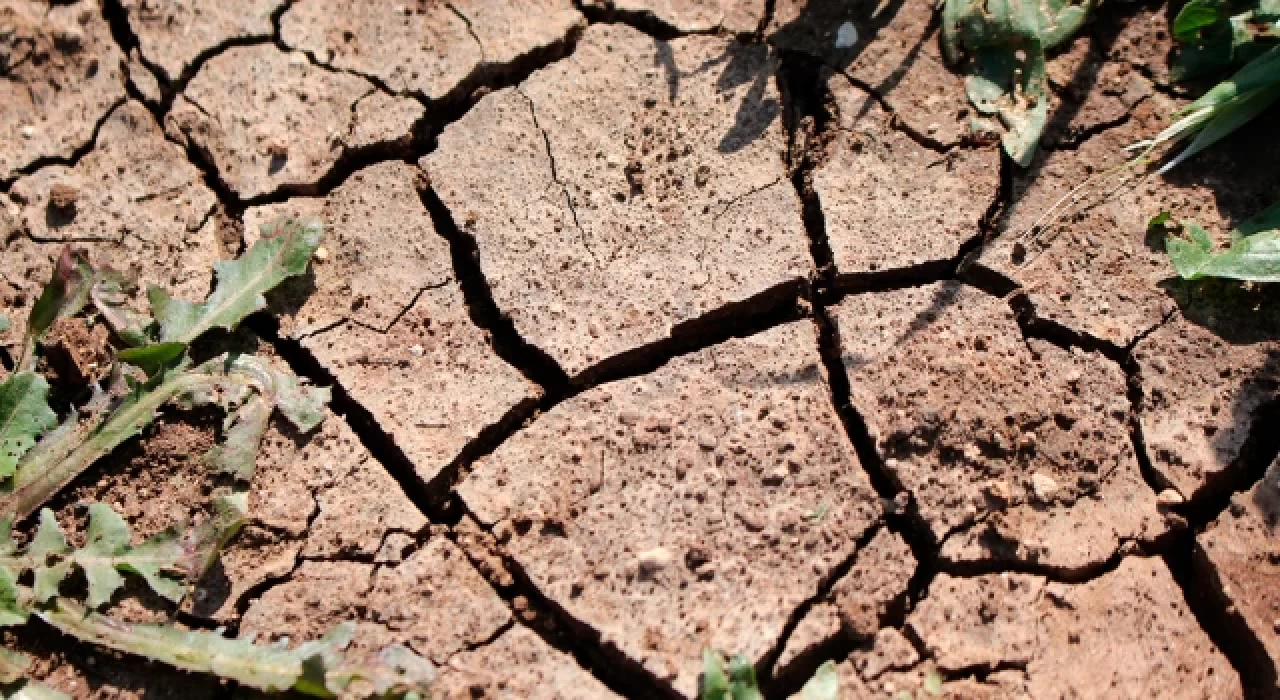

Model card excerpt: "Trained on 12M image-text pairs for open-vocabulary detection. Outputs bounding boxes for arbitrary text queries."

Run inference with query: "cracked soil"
[1,0,1279,698]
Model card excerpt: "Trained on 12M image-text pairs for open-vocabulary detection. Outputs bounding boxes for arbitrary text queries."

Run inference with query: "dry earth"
[1,0,1279,698]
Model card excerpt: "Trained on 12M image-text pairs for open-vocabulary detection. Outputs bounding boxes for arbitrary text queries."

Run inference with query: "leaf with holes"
[0,372,57,482]
[942,0,1092,165]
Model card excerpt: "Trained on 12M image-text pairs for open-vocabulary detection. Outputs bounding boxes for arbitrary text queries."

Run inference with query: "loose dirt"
[1,0,1278,697]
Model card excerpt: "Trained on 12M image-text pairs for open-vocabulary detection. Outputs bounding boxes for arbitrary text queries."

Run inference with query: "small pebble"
[835,21,858,48]
[637,546,672,572]
[1156,489,1184,508]
[1030,472,1059,503]
[20,125,35,139]
[408,343,424,357]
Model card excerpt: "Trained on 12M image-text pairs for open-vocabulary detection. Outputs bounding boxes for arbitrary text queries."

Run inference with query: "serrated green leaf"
[38,601,431,697]
[1149,211,1173,229]
[151,219,322,345]
[31,510,71,604]
[118,343,187,378]
[1168,219,1280,281]
[75,504,129,608]
[800,661,839,700]
[73,504,186,607]
[0,372,58,481]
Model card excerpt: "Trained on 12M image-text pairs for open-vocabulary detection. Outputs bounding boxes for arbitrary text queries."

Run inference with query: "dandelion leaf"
[150,219,322,345]
[0,373,57,480]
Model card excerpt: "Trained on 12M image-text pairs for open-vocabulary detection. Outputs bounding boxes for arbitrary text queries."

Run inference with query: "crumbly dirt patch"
[5,0,1280,696]
[279,0,583,98]
[971,98,1280,349]
[423,23,811,377]
[166,44,422,200]
[830,282,1165,573]
[815,75,999,277]
[432,624,617,700]
[1196,456,1280,681]
[460,320,880,696]
[120,0,285,82]
[835,0,970,148]
[0,0,126,182]
[772,528,916,674]
[1134,285,1280,500]
[905,557,1241,697]
[8,100,221,299]
[244,160,541,486]
[588,0,766,33]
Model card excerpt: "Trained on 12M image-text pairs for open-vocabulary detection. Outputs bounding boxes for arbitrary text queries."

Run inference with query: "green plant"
[1129,44,1280,175]
[892,669,944,699]
[1128,1,1280,282]
[0,220,432,696]
[699,651,838,700]
[1169,0,1278,81]
[1158,200,1280,281]
[941,0,1095,166]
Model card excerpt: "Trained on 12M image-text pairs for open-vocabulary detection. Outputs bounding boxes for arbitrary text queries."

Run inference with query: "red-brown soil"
[1,0,1278,698]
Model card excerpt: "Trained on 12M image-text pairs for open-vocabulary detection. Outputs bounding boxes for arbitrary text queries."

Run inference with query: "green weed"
[0,221,431,697]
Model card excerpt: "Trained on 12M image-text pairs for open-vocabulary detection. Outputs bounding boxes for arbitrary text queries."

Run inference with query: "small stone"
[313,245,330,262]
[1030,472,1059,503]
[266,138,289,158]
[408,344,424,358]
[983,480,1012,505]
[835,21,859,48]
[20,125,35,139]
[48,183,79,210]
[1156,489,1184,508]
[637,547,673,572]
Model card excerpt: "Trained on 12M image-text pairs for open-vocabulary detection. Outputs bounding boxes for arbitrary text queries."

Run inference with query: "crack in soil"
[4,97,128,189]
[755,523,890,692]
[444,512,681,699]
[1166,531,1280,698]
[52,0,1278,693]
[514,86,600,266]
[575,0,704,40]
[446,3,488,64]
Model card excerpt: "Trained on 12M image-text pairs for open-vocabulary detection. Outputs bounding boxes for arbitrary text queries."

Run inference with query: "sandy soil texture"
[1,0,1278,698]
